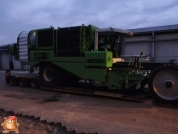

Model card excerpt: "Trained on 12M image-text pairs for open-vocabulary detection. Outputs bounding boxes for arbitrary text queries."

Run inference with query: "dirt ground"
[0,109,67,134]
[0,71,178,134]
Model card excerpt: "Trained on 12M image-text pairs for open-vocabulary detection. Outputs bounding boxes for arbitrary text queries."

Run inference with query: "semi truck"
[5,24,178,103]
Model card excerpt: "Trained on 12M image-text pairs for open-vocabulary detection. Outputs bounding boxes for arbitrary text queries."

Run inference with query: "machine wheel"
[19,78,28,87]
[148,64,178,102]
[39,64,62,88]
[9,76,17,86]
[30,78,40,89]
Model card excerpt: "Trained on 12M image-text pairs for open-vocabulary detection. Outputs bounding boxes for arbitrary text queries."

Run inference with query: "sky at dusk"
[0,0,178,45]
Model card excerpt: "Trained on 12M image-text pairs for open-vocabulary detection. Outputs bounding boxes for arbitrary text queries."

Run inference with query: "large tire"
[148,64,178,102]
[39,64,62,88]
[30,78,40,89]
[9,76,17,86]
[5,76,10,84]
[5,70,10,84]
[19,78,28,87]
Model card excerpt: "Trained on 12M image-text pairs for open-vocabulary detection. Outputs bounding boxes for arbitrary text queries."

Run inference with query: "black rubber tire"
[30,78,40,89]
[39,64,62,88]
[148,64,178,102]
[5,76,10,84]
[9,76,17,86]
[19,78,28,87]
[5,70,10,84]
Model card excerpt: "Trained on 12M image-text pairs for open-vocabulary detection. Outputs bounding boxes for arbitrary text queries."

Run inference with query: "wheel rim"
[31,79,36,88]
[9,78,14,85]
[19,78,27,86]
[43,68,53,81]
[9,77,16,85]
[19,79,23,86]
[153,69,178,100]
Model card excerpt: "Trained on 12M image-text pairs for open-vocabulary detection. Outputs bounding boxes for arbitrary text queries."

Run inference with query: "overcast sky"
[0,0,178,46]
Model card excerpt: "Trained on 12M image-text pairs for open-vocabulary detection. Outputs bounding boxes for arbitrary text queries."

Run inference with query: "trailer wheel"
[148,64,178,102]
[19,78,28,87]
[30,78,40,89]
[9,76,17,86]
[5,76,10,84]
[5,70,10,84]
[39,64,62,88]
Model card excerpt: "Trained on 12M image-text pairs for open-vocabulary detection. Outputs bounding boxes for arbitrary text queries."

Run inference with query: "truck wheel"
[148,64,178,102]
[9,76,17,86]
[30,78,40,89]
[19,78,28,87]
[39,64,62,88]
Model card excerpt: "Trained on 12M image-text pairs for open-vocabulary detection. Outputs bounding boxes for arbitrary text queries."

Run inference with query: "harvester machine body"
[6,24,178,103]
[7,24,145,90]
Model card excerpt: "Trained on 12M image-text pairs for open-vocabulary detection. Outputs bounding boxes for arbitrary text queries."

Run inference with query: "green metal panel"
[29,51,54,61]
[105,69,145,89]
[105,69,133,89]
[85,51,113,67]
[56,24,98,56]
[29,51,111,82]
[35,27,54,50]
[29,61,40,67]
[54,62,85,78]
[54,62,106,82]
[85,68,106,82]
[53,56,84,62]
[52,56,106,82]
[106,71,124,89]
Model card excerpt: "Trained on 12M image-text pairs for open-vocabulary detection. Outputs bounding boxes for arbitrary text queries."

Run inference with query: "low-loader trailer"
[5,24,178,102]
